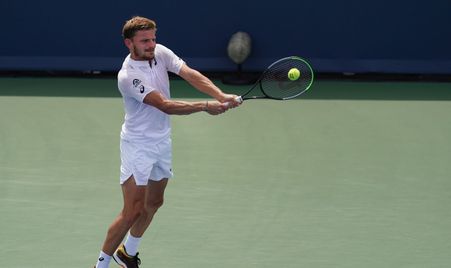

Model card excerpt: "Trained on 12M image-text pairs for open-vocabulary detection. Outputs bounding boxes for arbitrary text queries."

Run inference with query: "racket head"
[258,56,314,100]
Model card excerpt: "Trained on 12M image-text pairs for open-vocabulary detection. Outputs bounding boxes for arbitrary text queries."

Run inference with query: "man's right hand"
[205,101,229,115]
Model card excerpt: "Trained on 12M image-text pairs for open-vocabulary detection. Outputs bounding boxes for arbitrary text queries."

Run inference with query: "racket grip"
[224,96,243,107]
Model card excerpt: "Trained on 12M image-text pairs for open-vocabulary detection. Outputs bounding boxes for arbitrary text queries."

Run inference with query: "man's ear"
[124,38,132,49]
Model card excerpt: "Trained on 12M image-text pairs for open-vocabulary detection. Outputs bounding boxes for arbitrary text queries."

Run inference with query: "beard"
[132,45,154,61]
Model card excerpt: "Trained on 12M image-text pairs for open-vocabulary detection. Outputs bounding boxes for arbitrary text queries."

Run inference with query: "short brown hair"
[122,16,157,39]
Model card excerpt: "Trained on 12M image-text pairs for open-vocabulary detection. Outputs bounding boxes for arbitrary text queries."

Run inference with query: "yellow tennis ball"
[288,68,300,81]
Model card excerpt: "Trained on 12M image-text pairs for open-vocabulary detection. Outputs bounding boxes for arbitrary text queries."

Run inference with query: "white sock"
[124,233,142,256]
[96,251,111,268]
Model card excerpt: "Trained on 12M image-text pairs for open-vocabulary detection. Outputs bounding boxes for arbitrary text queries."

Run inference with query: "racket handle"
[224,96,243,107]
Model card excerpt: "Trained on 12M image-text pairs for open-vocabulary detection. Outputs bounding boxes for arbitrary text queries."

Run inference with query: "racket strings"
[260,58,313,99]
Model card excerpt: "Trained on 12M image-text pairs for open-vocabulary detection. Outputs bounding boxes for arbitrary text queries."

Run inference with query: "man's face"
[126,29,156,60]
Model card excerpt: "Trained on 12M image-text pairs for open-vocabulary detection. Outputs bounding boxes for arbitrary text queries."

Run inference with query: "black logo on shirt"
[132,79,141,87]
[132,79,145,93]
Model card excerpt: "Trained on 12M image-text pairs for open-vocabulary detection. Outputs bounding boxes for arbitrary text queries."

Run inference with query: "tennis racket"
[229,56,314,104]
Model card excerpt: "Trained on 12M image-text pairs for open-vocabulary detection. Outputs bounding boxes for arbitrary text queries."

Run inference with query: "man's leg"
[130,178,169,238]
[100,176,146,255]
[112,179,168,266]
[120,178,169,256]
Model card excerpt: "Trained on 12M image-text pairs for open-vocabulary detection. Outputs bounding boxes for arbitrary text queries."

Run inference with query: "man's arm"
[178,63,240,106]
[143,90,227,115]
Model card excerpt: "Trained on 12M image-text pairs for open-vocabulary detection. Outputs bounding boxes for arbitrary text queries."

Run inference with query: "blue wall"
[1,0,451,74]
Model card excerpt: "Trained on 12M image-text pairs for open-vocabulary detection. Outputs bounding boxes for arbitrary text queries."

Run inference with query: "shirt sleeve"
[158,44,185,75]
[118,69,155,102]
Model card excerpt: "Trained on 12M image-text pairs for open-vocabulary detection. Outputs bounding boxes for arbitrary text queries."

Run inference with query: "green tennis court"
[1,77,450,268]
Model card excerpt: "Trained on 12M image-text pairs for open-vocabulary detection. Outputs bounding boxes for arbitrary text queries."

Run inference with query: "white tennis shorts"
[120,138,173,186]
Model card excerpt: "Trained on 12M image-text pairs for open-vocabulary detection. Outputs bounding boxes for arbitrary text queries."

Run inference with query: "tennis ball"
[288,68,300,81]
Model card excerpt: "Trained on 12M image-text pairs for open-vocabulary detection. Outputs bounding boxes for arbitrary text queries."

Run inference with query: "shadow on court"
[1,77,451,100]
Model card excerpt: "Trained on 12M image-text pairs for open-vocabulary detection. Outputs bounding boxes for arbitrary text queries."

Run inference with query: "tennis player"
[94,16,241,268]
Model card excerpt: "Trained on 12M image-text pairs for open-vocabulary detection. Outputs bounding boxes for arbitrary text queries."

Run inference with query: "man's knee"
[145,197,164,214]
[122,201,145,225]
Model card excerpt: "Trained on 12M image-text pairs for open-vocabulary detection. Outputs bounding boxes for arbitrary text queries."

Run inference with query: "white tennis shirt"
[117,44,184,144]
